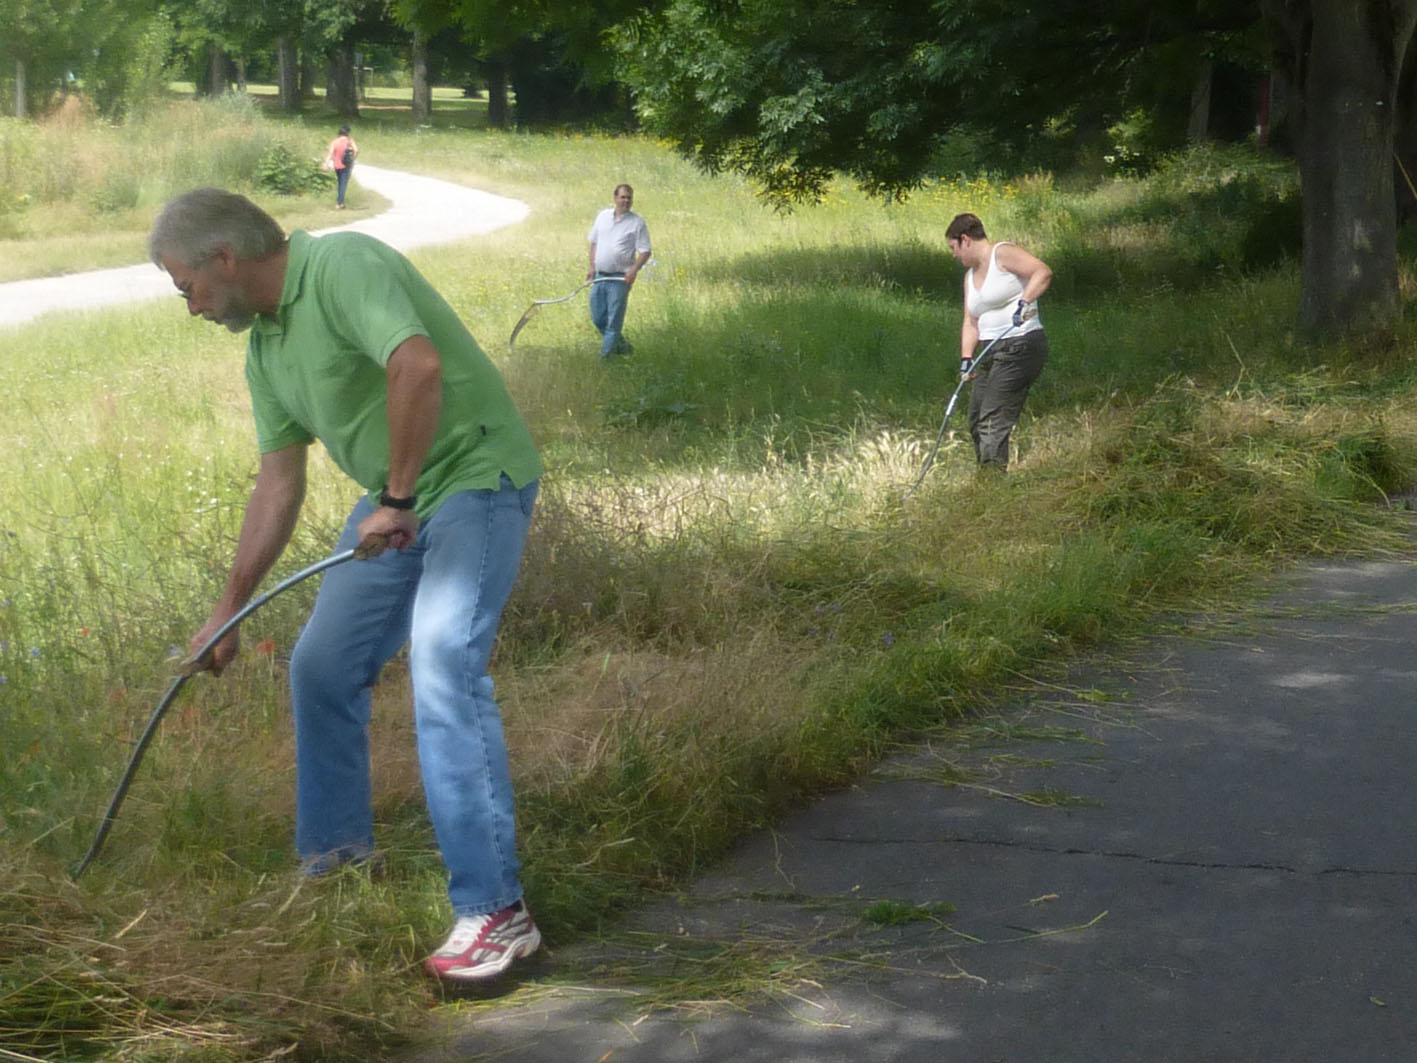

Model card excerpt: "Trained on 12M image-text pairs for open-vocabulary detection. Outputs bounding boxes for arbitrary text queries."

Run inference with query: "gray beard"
[220,310,255,333]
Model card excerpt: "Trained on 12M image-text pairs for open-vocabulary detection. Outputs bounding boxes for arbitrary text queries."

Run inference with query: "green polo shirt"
[245,230,540,518]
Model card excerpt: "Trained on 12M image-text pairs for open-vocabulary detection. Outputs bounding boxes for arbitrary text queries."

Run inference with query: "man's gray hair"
[149,188,286,268]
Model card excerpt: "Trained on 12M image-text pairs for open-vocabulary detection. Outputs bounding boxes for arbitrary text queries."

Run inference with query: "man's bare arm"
[188,443,308,673]
[356,334,442,554]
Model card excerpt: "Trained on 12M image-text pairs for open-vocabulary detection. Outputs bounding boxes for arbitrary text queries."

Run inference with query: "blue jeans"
[588,274,630,357]
[335,165,351,206]
[288,477,538,916]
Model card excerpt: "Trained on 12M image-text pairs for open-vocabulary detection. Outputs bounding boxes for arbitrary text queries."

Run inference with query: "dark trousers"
[968,330,1048,468]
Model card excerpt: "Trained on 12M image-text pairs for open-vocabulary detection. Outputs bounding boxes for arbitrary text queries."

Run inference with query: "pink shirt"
[328,135,355,170]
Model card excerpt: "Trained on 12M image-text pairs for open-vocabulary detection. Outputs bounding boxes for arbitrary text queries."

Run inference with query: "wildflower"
[0,675,6,685]
[78,627,90,636]
[28,648,39,658]
[882,633,895,647]
[255,638,276,656]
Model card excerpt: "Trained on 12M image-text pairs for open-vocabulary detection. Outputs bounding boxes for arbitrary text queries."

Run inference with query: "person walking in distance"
[586,183,651,358]
[324,125,358,209]
[946,212,1054,470]
[149,188,543,983]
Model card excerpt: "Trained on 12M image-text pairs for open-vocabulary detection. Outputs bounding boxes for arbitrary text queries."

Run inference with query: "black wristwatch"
[378,489,418,511]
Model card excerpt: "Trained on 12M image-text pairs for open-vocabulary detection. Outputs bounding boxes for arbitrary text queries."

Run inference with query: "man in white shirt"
[586,184,651,358]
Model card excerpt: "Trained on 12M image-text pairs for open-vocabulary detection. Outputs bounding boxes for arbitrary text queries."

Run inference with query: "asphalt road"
[0,165,527,328]
[414,552,1417,1063]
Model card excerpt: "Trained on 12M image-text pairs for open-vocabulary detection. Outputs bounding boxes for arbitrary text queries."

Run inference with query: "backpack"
[341,144,355,167]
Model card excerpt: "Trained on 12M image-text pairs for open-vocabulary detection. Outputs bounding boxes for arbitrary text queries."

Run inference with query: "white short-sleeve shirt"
[589,208,651,273]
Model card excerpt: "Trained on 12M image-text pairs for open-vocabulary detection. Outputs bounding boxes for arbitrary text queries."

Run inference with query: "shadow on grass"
[601,235,1305,456]
[237,84,495,133]
[699,241,958,296]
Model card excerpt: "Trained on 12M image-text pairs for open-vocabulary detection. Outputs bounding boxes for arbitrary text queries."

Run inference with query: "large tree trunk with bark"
[277,36,300,113]
[1266,0,1417,338]
[300,50,316,101]
[485,59,509,129]
[326,44,359,118]
[411,29,431,124]
[208,45,230,97]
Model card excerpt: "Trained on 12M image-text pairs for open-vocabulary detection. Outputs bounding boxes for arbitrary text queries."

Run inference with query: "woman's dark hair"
[946,213,987,242]
[338,125,351,136]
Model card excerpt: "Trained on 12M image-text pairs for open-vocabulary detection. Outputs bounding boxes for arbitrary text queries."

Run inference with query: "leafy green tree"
[392,0,454,122]
[84,6,175,118]
[618,0,1416,338]
[401,0,641,126]
[617,0,1260,204]
[0,0,85,116]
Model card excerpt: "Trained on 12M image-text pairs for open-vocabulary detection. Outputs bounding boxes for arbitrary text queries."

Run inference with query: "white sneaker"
[424,903,542,981]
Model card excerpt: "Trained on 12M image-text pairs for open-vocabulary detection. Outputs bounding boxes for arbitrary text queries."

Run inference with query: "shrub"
[254,144,332,196]
[91,171,140,213]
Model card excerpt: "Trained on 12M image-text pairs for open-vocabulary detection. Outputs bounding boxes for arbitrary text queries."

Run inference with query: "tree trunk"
[1395,21,1417,223]
[1187,59,1213,142]
[1293,1,1417,337]
[300,50,316,101]
[485,59,508,129]
[326,44,360,118]
[411,29,431,124]
[208,45,229,97]
[13,58,25,119]
[277,36,300,113]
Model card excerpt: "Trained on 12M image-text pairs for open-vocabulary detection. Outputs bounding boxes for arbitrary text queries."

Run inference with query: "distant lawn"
[167,80,492,130]
[0,84,490,282]
[0,94,397,281]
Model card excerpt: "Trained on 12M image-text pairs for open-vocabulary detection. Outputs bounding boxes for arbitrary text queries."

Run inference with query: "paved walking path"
[0,165,528,329]
[418,551,1417,1062]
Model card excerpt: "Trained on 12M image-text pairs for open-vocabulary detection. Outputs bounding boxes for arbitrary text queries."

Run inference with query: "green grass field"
[3,92,1417,1060]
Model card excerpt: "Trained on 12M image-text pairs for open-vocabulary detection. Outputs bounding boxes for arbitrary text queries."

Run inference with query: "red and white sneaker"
[424,903,542,981]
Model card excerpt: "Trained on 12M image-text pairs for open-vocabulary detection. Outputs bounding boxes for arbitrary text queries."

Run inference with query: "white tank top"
[964,241,1043,340]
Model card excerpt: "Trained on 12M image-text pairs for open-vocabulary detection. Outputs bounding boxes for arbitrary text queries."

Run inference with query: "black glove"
[960,357,974,378]
[1012,299,1037,328]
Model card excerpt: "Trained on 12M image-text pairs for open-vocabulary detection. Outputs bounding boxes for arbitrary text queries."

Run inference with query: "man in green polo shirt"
[149,188,542,983]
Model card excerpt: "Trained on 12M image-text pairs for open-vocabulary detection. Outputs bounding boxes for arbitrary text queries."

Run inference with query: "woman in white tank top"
[945,212,1054,469]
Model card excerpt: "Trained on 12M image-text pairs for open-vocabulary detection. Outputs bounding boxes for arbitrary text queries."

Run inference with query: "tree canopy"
[5,0,1415,337]
[616,0,1264,205]
[616,0,1417,337]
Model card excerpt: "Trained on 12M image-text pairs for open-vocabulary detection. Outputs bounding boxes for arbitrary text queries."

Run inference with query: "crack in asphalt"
[809,833,1417,878]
